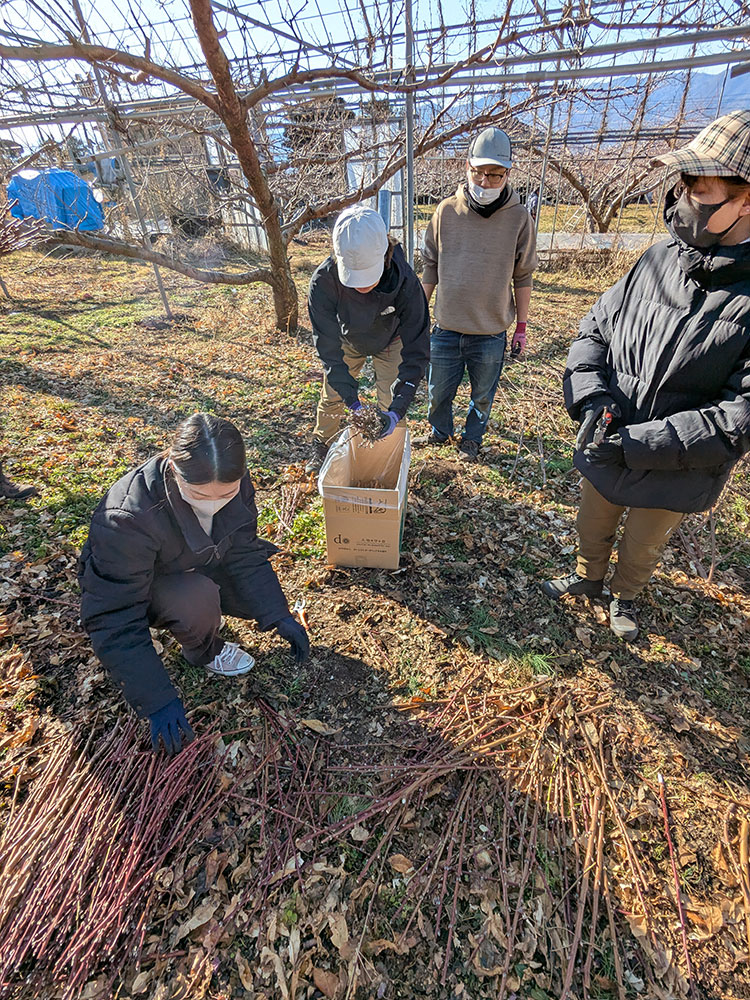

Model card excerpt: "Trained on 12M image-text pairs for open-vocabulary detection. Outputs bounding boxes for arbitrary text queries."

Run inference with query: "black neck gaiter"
[465,182,513,218]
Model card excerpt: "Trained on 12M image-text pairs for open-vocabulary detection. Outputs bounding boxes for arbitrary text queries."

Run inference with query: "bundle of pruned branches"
[348,403,384,445]
[0,720,227,999]
[274,482,307,543]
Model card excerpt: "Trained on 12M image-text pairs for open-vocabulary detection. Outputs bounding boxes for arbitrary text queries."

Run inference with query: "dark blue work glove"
[378,410,400,439]
[576,396,619,450]
[584,433,625,467]
[149,697,194,756]
[347,399,362,412]
[276,615,310,665]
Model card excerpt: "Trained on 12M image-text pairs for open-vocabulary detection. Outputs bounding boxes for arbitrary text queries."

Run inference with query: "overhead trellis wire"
[1,0,748,129]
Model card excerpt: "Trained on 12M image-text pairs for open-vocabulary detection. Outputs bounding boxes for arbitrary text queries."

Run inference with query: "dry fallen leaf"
[367,935,416,955]
[0,716,38,751]
[260,945,290,1000]
[235,950,254,991]
[299,718,341,736]
[575,627,592,648]
[686,902,725,938]
[174,900,218,942]
[327,911,355,959]
[582,719,600,746]
[350,824,370,842]
[388,853,414,874]
[313,967,339,998]
[130,970,152,994]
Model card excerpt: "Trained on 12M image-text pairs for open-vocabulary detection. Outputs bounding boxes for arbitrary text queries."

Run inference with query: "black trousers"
[147,571,226,667]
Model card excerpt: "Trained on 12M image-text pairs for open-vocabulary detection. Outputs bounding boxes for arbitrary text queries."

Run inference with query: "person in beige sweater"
[421,127,538,460]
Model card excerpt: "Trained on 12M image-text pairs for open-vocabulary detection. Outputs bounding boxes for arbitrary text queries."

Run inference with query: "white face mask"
[177,485,235,517]
[172,466,240,516]
[466,174,505,205]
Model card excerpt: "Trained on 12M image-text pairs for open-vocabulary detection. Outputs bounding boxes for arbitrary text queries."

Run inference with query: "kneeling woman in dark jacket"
[79,413,309,754]
[543,109,750,642]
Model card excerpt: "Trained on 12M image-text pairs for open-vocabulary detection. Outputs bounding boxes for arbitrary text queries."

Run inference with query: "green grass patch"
[288,501,326,559]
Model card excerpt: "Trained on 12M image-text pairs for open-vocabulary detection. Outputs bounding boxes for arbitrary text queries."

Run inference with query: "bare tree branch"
[0,40,219,112]
[242,16,591,108]
[1,140,58,183]
[283,92,546,237]
[46,228,277,286]
[188,0,298,327]
[0,204,46,256]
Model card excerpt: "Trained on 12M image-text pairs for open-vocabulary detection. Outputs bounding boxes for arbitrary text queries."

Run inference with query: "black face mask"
[670,184,741,249]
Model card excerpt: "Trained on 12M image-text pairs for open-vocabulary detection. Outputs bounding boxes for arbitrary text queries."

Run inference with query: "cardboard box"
[318,424,411,569]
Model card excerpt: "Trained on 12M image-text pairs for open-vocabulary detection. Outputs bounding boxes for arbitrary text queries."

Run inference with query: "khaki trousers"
[314,338,402,445]
[576,479,683,600]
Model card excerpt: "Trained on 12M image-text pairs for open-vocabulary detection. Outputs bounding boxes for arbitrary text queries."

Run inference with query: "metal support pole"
[404,0,415,266]
[70,0,172,318]
[535,100,556,239]
[715,63,730,117]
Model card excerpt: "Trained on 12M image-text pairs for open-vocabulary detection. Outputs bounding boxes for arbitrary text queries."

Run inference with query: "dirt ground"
[1,239,749,1000]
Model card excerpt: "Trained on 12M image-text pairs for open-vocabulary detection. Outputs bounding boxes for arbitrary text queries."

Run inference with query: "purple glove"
[511,322,527,357]
[347,399,362,412]
[149,697,194,756]
[378,410,400,439]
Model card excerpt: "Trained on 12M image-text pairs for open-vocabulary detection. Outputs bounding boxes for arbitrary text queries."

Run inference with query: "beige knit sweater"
[421,184,538,335]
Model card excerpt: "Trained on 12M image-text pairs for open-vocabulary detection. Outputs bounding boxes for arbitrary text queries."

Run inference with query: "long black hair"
[169,413,246,484]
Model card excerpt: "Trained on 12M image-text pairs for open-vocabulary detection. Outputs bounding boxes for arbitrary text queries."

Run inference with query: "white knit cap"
[332,204,388,288]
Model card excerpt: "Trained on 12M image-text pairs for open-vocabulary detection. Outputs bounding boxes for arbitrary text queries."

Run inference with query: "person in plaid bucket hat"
[543,110,750,642]
[654,108,750,183]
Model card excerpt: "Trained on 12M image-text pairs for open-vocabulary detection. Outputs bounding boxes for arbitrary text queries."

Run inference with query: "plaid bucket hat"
[653,109,750,182]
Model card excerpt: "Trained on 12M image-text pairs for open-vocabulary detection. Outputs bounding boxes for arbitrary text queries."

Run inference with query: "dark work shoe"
[542,572,604,600]
[0,462,37,501]
[458,439,480,462]
[610,598,639,641]
[412,432,449,446]
[305,440,329,474]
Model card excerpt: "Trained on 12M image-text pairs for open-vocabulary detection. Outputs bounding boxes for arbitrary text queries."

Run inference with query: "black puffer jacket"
[79,456,289,717]
[564,203,750,513]
[308,242,430,418]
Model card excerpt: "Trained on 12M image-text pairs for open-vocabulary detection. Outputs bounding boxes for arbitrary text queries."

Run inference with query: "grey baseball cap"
[468,127,512,168]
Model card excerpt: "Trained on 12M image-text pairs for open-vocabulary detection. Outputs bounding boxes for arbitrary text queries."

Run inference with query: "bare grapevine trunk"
[190,0,299,333]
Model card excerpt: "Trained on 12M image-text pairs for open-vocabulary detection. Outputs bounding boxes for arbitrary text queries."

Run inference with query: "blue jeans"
[427,327,507,443]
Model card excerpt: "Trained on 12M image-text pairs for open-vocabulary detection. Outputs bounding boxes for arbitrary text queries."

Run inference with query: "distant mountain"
[432,68,750,149]
[513,69,750,145]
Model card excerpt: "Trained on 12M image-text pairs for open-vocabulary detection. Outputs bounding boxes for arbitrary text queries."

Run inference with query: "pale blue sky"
[0,0,747,151]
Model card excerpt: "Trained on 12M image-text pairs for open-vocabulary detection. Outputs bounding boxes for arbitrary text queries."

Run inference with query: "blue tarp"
[8,168,104,231]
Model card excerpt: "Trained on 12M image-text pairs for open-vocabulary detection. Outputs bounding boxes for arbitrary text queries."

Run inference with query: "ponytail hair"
[169,413,246,484]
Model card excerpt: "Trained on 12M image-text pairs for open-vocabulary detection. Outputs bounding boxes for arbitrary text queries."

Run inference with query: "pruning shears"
[593,408,613,445]
[292,598,310,631]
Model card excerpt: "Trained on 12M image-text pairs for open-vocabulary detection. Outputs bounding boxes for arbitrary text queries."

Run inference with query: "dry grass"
[0,244,748,1000]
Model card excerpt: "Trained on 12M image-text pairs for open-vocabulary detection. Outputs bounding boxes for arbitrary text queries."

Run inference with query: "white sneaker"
[206,641,255,676]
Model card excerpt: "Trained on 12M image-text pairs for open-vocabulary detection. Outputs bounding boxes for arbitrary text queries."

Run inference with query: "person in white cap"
[543,108,750,642]
[305,204,430,473]
[421,126,537,461]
